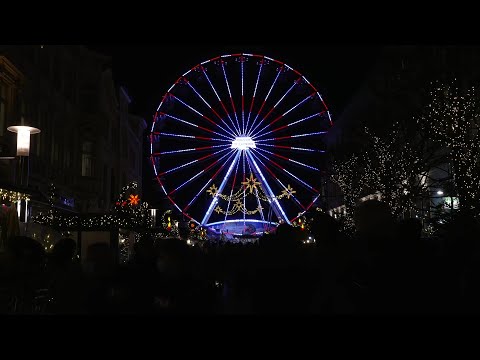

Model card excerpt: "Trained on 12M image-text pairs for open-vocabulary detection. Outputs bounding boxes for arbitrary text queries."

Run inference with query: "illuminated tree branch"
[418,81,480,216]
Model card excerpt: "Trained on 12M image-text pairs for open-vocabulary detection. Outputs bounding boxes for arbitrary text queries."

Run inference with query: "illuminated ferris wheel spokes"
[245,58,264,132]
[150,53,332,232]
[184,78,240,137]
[248,150,307,212]
[183,150,239,213]
[199,64,241,136]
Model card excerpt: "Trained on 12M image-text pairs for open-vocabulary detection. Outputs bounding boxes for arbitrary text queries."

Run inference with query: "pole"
[16,156,30,188]
[77,231,82,263]
[110,228,119,265]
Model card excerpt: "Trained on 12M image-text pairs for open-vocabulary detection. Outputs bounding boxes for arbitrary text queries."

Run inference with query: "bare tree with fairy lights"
[362,123,436,218]
[331,153,364,233]
[332,119,438,226]
[418,81,480,217]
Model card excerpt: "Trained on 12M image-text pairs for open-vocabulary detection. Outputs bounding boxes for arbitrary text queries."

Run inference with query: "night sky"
[86,44,383,208]
[87,44,383,124]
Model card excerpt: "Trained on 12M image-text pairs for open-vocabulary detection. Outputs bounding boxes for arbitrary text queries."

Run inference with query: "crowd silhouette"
[0,199,479,314]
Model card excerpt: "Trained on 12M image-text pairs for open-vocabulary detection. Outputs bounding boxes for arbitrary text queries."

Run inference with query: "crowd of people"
[1,199,480,314]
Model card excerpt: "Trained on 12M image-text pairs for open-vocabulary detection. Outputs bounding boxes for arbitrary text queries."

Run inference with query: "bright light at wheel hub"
[231,136,256,150]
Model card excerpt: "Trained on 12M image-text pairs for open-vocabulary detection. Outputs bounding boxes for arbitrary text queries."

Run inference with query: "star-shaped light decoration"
[229,199,245,214]
[214,205,223,214]
[241,173,261,194]
[281,184,296,199]
[233,199,244,209]
[128,194,140,205]
[207,184,218,197]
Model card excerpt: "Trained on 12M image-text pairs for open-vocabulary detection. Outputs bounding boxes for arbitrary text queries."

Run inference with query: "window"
[81,90,98,114]
[35,109,41,156]
[0,84,6,137]
[50,129,55,163]
[103,164,108,205]
[50,128,60,164]
[39,48,51,79]
[53,55,63,91]
[54,142,59,163]
[65,68,75,102]
[18,97,27,125]
[110,168,116,201]
[64,149,70,168]
[81,141,94,177]
[113,125,119,154]
[21,99,25,116]
[122,128,127,158]
[132,147,137,173]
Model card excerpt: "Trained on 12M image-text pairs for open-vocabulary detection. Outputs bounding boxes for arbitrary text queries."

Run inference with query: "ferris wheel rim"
[151,53,331,126]
[149,52,332,228]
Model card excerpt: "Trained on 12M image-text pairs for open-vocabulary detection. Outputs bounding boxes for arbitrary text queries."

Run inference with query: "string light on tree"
[331,154,363,232]
[419,80,480,217]
[362,124,430,218]
[48,183,57,206]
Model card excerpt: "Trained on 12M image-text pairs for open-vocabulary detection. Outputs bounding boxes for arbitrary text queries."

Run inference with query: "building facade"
[324,46,480,220]
[0,45,146,216]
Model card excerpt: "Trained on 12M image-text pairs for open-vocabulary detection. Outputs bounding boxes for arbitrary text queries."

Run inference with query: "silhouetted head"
[84,242,114,276]
[443,214,480,258]
[354,200,395,253]
[155,238,190,276]
[275,223,302,245]
[50,237,77,265]
[398,218,422,243]
[354,200,394,235]
[310,212,340,247]
[8,235,46,268]
[134,237,156,263]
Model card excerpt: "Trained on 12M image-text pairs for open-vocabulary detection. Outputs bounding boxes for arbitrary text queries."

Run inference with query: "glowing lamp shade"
[7,126,41,156]
[231,136,256,150]
[16,128,31,156]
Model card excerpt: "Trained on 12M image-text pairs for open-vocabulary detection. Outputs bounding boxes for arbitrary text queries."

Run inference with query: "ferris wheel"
[150,53,332,235]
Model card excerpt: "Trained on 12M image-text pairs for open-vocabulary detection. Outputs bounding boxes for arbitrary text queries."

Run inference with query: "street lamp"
[7,125,41,156]
[7,125,40,188]
[7,126,40,225]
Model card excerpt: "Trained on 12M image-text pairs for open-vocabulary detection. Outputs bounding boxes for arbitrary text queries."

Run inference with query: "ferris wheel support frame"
[201,150,242,225]
[245,149,290,224]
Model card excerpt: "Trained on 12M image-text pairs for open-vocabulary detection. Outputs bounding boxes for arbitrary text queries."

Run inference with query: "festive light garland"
[32,181,153,230]
[0,188,30,202]
[118,231,139,264]
[206,174,296,215]
[48,183,57,205]
[213,199,263,216]
[118,232,129,264]
[161,209,180,238]
[291,215,308,231]
[185,220,206,241]
[32,210,152,230]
